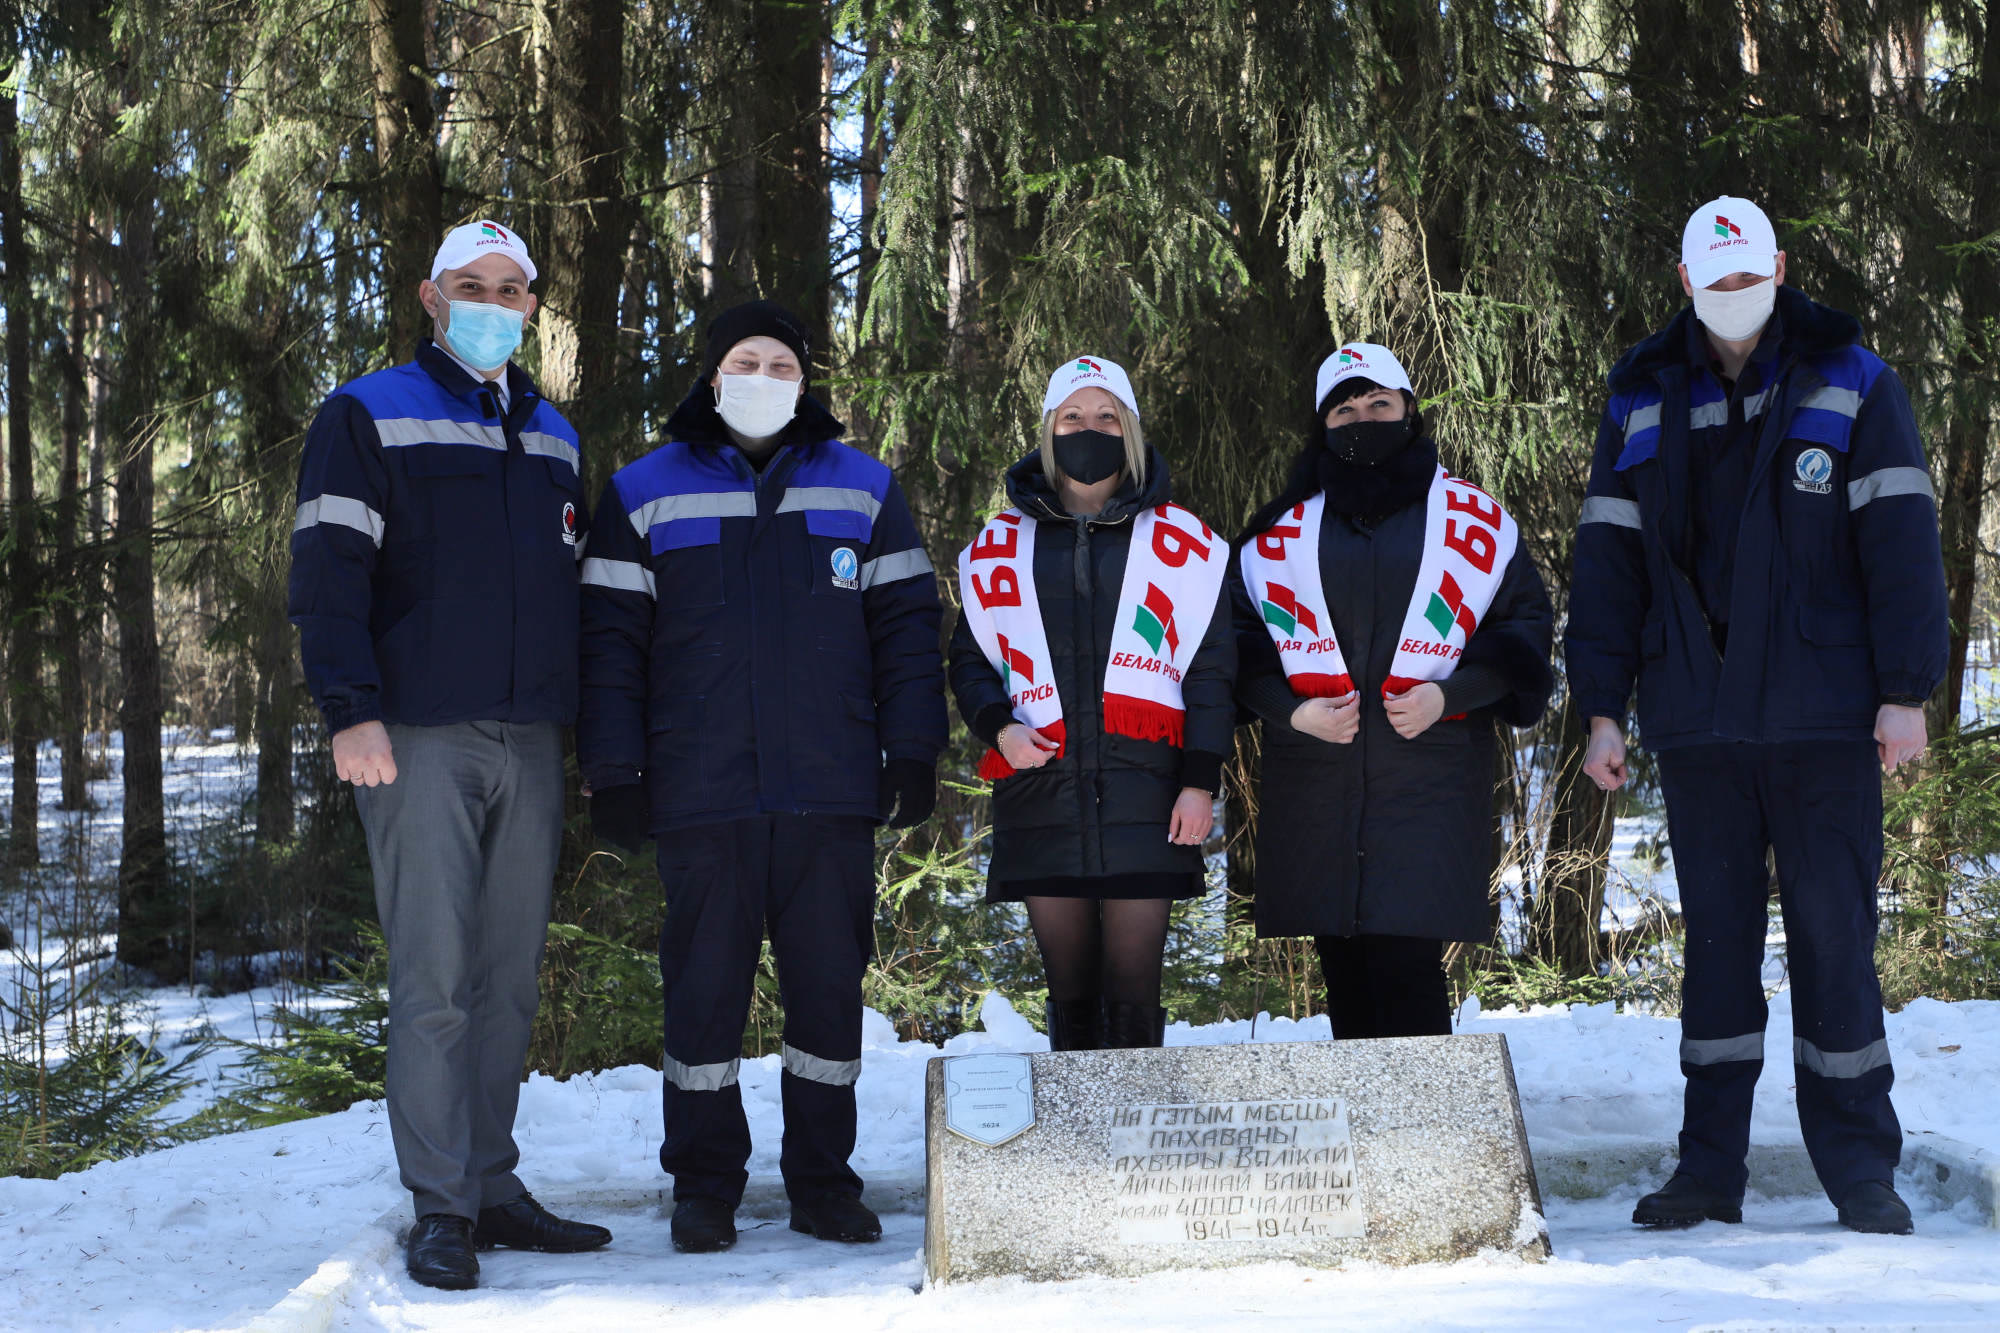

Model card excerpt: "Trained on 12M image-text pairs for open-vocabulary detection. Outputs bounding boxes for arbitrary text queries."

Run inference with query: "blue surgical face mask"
[441,299,527,371]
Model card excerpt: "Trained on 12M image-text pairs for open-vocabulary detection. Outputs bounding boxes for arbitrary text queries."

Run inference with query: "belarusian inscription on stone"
[1109,1097,1363,1242]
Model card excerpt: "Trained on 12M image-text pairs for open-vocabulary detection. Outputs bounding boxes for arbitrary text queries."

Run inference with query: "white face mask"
[1691,279,1777,343]
[714,373,801,439]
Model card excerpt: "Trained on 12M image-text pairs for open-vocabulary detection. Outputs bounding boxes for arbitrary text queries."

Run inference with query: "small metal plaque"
[944,1053,1036,1147]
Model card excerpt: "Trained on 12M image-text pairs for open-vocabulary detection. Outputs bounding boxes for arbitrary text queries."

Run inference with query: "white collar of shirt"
[439,342,510,411]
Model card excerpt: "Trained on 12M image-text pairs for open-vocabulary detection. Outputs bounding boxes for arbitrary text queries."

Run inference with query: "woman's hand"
[1384,681,1446,739]
[1168,787,1214,845]
[1291,691,1361,744]
[998,723,1061,770]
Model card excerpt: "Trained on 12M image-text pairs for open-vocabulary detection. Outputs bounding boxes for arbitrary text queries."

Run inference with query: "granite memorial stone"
[923,1034,1547,1284]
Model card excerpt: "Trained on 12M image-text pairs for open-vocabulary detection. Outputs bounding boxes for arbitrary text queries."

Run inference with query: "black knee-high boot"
[1045,997,1103,1051]
[1103,1001,1166,1049]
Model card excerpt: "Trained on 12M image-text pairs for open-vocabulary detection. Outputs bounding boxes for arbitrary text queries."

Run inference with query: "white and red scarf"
[958,503,1228,779]
[1237,468,1517,701]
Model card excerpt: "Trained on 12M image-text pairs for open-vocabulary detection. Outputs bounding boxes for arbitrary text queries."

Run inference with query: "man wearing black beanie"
[576,299,947,1254]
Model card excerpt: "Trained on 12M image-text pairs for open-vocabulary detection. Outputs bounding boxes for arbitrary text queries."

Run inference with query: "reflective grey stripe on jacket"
[1578,496,1641,531]
[860,547,935,589]
[626,491,760,535]
[665,1055,740,1092]
[1800,385,1864,417]
[1847,466,1934,511]
[294,494,385,546]
[373,416,507,450]
[581,557,656,598]
[1794,1035,1891,1079]
[782,1042,861,1087]
[521,430,580,475]
[1622,402,1662,443]
[775,486,883,521]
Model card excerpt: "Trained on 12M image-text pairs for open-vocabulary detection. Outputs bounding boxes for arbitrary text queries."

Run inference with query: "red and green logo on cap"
[1132,584,1180,656]
[1337,347,1363,365]
[1076,357,1102,373]
[481,222,510,242]
[1260,582,1320,638]
[1713,215,1741,239]
[1422,570,1479,641]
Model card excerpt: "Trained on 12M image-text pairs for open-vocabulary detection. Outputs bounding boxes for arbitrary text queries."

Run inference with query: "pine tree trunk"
[110,154,170,977]
[244,304,296,845]
[535,0,626,498]
[368,0,440,361]
[1,13,39,862]
[1527,704,1615,975]
[55,216,88,811]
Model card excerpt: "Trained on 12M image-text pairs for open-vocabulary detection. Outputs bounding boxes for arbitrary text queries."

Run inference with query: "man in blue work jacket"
[577,300,946,1255]
[289,220,612,1289]
[1568,197,1945,1236]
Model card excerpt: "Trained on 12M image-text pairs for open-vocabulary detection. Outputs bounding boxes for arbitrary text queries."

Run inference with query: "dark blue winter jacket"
[1565,287,1947,749]
[576,384,946,830]
[288,340,586,735]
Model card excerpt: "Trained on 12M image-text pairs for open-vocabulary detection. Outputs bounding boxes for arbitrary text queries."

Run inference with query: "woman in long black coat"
[951,357,1235,1050]
[1231,344,1554,1039]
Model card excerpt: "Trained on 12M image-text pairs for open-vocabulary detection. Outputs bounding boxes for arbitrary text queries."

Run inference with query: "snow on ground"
[2,993,1997,1332]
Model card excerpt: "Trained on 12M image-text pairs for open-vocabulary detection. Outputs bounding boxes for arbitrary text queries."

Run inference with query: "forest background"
[3,0,2000,1164]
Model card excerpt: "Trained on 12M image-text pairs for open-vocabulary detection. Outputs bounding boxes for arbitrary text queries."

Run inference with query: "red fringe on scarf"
[1287,672,1354,699]
[978,719,1068,781]
[1102,694,1186,747]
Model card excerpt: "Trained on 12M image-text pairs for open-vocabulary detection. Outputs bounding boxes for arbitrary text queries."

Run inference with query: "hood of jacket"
[1608,285,1863,393]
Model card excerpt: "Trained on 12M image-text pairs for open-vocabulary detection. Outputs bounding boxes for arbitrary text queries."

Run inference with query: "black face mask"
[1053,428,1126,484]
[1323,416,1415,467]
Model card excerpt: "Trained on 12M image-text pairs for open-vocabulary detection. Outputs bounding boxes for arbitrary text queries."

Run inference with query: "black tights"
[1026,897,1172,1007]
[1314,934,1453,1040]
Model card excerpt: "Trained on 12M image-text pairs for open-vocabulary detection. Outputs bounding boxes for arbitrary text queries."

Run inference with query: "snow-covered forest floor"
[3,993,1998,1330]
[4,737,1997,1330]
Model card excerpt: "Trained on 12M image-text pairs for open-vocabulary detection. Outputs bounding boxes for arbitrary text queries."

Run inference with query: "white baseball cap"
[1680,197,1777,289]
[429,219,538,284]
[1042,355,1140,420]
[1314,343,1413,411]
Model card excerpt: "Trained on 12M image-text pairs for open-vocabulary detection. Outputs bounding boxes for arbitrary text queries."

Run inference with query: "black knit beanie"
[703,300,812,383]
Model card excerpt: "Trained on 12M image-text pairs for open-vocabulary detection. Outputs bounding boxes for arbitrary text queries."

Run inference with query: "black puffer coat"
[950,449,1236,893]
[1231,452,1553,941]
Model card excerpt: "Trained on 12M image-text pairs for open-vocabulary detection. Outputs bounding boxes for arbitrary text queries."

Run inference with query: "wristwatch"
[1881,694,1927,708]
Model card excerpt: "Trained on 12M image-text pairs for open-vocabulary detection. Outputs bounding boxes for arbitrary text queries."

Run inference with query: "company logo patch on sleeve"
[561,501,578,545]
[1794,447,1834,495]
[831,545,859,589]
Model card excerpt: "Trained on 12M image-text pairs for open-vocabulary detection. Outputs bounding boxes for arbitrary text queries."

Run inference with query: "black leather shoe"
[1103,1001,1167,1049]
[1837,1180,1914,1235]
[671,1196,738,1253]
[789,1192,882,1243]
[1632,1173,1744,1228]
[1046,997,1102,1051]
[474,1192,613,1252]
[406,1213,479,1290]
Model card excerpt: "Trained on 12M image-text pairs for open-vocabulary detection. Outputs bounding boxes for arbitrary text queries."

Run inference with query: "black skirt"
[986,872,1202,904]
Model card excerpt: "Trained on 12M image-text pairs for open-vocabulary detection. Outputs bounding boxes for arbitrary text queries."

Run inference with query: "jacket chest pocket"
[804,508,872,598]
[650,517,727,610]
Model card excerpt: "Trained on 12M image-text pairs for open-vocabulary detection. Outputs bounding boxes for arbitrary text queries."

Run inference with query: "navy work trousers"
[654,814,877,1207]
[1655,740,1900,1200]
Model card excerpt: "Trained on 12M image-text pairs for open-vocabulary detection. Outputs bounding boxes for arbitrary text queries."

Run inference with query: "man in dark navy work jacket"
[1567,196,1946,1237]
[289,220,612,1289]
[578,300,946,1255]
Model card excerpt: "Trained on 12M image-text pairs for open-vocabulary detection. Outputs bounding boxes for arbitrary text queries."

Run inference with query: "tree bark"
[368,0,440,361]
[535,0,627,498]
[55,214,88,810]
[0,9,39,862]
[109,140,169,975]
[1527,704,1616,975]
